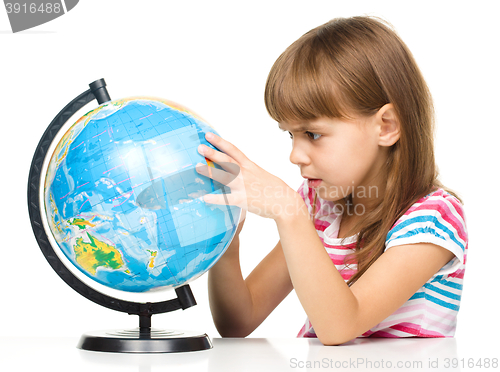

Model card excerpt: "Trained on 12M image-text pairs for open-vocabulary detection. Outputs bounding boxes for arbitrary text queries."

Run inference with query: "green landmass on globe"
[74,232,126,275]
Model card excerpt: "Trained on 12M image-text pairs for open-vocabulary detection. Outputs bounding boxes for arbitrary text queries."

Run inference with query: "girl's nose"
[289,142,310,166]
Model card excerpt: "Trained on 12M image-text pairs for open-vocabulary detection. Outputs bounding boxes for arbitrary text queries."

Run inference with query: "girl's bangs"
[264,42,350,124]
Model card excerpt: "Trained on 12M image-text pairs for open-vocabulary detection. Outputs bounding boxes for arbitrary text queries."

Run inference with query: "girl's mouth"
[307,179,322,188]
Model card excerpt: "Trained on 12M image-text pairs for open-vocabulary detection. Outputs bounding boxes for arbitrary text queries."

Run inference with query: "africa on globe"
[44,96,241,293]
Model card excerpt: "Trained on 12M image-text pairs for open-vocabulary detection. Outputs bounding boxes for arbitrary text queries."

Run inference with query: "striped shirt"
[296,180,468,338]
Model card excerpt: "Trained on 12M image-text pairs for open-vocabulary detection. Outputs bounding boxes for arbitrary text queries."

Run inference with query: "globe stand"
[77,286,212,353]
[28,79,215,354]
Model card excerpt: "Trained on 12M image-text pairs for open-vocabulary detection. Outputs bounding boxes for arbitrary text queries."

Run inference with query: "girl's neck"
[336,186,385,239]
[338,213,359,239]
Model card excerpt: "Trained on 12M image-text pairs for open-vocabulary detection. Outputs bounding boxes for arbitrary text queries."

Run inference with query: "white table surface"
[1,334,497,372]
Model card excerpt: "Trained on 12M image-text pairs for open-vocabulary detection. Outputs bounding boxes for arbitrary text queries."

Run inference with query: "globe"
[43,95,241,294]
[27,80,239,353]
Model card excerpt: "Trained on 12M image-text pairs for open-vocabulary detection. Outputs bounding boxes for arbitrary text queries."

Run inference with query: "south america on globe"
[44,97,241,293]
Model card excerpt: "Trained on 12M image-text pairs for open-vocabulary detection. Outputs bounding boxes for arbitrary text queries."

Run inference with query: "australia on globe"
[44,97,241,293]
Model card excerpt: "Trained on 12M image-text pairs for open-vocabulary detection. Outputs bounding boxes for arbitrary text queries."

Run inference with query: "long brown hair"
[264,16,460,285]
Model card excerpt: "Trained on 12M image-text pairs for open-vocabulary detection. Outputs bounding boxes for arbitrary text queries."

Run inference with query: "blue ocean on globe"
[44,97,241,292]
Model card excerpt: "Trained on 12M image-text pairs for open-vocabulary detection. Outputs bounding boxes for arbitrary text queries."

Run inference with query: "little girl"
[195,16,467,345]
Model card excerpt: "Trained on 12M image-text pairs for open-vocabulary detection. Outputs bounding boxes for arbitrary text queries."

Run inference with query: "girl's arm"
[275,199,455,345]
[208,235,293,337]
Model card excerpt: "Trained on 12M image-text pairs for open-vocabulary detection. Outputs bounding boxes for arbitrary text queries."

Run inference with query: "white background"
[1,0,499,354]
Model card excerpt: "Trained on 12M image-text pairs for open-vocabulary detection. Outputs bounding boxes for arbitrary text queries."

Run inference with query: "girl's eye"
[306,132,321,140]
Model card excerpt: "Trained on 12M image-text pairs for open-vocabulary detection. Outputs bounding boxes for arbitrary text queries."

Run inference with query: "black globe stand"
[28,79,213,353]
[77,285,212,353]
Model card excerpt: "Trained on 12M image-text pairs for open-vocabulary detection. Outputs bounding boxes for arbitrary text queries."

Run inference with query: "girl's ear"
[377,104,400,147]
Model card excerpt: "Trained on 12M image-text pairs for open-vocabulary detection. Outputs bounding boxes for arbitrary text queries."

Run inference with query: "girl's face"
[280,115,388,206]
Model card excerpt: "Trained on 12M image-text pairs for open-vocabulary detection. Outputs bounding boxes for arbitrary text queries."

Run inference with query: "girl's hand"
[195,132,301,221]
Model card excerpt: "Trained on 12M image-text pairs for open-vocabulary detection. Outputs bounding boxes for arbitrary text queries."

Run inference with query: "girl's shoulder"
[392,188,466,231]
[386,188,468,272]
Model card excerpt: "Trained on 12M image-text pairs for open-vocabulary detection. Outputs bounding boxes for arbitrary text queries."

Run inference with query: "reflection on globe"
[44,96,241,293]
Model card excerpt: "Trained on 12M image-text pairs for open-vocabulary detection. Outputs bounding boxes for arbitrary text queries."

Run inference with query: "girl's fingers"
[198,144,241,176]
[196,133,249,209]
[202,192,234,206]
[195,163,237,186]
[204,133,249,165]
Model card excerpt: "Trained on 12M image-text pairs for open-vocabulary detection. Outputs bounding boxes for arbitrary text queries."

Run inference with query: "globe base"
[77,328,212,353]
